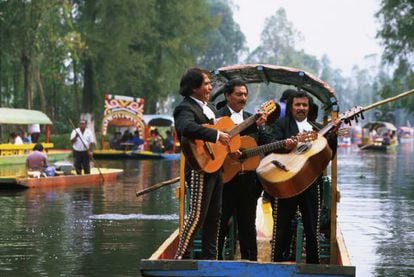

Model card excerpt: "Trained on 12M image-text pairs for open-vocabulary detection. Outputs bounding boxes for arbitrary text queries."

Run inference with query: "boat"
[358,121,398,151]
[0,167,123,189]
[397,126,414,141]
[0,108,70,165]
[140,64,356,276]
[93,94,179,160]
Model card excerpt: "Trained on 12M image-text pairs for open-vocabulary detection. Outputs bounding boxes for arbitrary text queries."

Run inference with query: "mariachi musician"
[263,89,341,264]
[173,67,231,260]
[216,79,267,261]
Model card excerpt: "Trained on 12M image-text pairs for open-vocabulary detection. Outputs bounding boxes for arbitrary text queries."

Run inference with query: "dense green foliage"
[376,0,414,114]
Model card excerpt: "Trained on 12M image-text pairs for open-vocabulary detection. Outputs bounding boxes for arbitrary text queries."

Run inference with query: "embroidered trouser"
[271,181,321,264]
[175,168,223,260]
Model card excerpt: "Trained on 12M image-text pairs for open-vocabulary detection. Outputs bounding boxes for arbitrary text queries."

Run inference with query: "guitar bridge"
[271,160,288,172]
[204,141,215,160]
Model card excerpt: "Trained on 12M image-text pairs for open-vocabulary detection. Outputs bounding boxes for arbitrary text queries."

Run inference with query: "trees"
[376,0,414,113]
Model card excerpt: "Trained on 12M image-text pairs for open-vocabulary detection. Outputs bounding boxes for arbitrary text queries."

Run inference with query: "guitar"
[181,100,276,173]
[222,131,317,183]
[256,106,364,199]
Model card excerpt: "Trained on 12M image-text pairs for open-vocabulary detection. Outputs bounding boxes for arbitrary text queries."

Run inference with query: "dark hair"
[286,90,314,116]
[223,78,248,95]
[280,89,296,102]
[179,67,210,96]
[33,143,44,151]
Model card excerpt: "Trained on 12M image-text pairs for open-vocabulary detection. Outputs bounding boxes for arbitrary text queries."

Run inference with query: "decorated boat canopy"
[143,114,174,127]
[210,64,338,114]
[0,108,52,125]
[101,94,145,136]
[362,121,397,132]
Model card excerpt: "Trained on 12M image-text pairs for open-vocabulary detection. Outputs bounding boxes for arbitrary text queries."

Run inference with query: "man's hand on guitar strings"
[218,130,231,145]
[255,111,267,126]
[284,138,298,150]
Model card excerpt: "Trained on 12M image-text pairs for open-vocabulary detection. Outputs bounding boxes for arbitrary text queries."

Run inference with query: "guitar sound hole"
[296,142,311,153]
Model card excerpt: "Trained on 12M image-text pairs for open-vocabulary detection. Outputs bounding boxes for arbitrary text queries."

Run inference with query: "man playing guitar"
[173,68,231,260]
[263,90,340,264]
[216,79,267,261]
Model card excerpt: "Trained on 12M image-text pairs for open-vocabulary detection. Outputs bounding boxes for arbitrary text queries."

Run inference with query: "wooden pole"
[69,118,105,182]
[135,176,180,197]
[363,88,414,112]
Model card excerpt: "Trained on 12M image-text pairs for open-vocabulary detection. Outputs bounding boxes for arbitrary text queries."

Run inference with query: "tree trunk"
[21,51,32,109]
[35,66,46,113]
[82,57,94,113]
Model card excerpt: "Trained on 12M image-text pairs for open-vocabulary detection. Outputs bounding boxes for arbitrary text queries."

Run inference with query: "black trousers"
[73,150,90,175]
[175,165,223,260]
[218,171,262,261]
[271,181,320,264]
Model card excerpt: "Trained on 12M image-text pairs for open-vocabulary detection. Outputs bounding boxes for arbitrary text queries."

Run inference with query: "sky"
[232,0,383,75]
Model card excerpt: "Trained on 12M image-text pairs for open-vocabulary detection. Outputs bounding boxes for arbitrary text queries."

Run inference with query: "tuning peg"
[361,112,365,120]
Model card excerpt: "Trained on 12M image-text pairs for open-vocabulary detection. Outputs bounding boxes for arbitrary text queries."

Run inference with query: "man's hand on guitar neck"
[218,130,231,145]
[284,138,298,150]
[255,111,267,126]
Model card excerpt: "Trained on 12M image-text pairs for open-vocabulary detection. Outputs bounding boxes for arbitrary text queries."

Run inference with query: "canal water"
[0,141,413,276]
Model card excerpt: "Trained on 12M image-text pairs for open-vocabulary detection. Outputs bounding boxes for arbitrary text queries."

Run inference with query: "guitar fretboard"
[228,114,258,137]
[241,140,285,158]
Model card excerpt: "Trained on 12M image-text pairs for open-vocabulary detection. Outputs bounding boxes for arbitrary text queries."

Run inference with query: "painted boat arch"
[101,94,145,149]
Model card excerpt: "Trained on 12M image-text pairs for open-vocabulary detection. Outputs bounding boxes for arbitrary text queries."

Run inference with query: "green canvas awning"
[0,108,52,125]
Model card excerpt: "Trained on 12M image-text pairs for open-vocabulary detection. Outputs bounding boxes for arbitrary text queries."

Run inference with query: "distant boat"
[0,108,70,165]
[358,121,398,151]
[397,126,414,140]
[94,94,179,160]
[0,167,123,189]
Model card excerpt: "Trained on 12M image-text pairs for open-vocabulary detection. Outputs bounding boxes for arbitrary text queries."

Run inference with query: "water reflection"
[0,159,179,276]
[338,140,414,277]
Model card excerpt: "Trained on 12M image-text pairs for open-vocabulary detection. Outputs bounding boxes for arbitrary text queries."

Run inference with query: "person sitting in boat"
[11,131,24,145]
[26,143,55,177]
[163,130,174,153]
[121,129,132,143]
[128,131,144,150]
[149,129,164,153]
[109,132,122,150]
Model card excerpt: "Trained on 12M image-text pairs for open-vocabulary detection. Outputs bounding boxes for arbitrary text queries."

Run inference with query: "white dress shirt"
[228,106,244,124]
[70,128,94,151]
[296,118,313,132]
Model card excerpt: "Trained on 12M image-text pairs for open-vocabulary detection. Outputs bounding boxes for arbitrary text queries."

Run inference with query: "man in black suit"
[264,90,340,264]
[217,79,267,261]
[173,67,231,260]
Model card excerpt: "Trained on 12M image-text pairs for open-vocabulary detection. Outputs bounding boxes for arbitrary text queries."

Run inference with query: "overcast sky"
[232,0,383,75]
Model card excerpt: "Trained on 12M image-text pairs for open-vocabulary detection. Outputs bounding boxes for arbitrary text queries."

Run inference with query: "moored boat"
[94,94,179,160]
[0,108,70,165]
[140,64,356,276]
[358,121,398,151]
[0,167,123,189]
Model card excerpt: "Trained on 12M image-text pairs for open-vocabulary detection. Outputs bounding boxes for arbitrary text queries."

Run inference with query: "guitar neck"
[241,140,285,158]
[228,114,258,137]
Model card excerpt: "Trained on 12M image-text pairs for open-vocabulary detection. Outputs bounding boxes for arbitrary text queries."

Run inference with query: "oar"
[69,118,105,183]
[136,176,180,197]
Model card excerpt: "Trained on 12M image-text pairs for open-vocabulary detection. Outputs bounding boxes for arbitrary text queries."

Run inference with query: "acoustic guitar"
[256,106,364,199]
[181,100,276,173]
[222,131,317,183]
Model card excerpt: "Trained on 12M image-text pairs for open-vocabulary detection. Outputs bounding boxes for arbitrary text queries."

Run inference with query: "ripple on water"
[89,213,179,221]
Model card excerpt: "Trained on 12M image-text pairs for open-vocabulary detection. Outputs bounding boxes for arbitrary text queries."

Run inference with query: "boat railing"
[0,143,54,156]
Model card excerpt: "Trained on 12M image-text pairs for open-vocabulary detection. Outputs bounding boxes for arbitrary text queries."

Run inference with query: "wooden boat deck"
[0,167,123,189]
